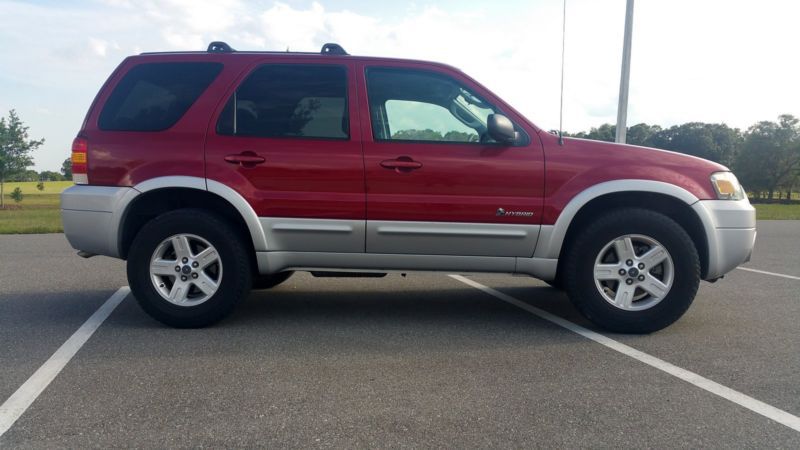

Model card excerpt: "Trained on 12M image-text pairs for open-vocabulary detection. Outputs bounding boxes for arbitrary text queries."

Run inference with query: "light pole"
[615,0,634,143]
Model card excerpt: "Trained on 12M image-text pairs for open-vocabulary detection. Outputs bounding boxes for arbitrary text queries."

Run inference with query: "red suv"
[61,42,756,332]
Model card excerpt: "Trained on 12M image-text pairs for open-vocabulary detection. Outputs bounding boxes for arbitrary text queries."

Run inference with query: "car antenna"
[558,0,567,146]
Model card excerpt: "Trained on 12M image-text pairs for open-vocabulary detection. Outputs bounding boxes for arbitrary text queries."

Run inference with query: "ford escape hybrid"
[60,42,756,332]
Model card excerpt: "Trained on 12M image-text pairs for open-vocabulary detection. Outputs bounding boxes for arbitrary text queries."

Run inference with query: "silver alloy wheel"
[593,234,674,311]
[149,233,222,307]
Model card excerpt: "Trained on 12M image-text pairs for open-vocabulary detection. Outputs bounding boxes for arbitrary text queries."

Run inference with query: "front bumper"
[692,199,756,280]
[60,185,137,258]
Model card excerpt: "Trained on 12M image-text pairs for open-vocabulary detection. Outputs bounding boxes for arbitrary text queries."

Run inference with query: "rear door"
[357,63,545,257]
[205,58,365,253]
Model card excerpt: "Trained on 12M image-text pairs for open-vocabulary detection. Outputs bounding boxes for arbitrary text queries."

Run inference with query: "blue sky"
[1,0,799,171]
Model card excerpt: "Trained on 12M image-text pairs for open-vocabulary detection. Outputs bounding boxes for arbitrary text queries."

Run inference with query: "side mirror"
[487,114,519,145]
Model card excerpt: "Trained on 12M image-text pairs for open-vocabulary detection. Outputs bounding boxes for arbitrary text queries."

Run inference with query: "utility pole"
[615,0,634,143]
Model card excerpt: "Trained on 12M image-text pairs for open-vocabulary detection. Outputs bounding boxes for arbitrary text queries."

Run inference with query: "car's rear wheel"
[127,209,251,328]
[252,271,294,290]
[564,208,700,333]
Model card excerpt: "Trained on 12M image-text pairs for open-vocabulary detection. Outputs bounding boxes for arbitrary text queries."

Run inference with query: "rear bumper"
[60,185,137,258]
[692,199,756,280]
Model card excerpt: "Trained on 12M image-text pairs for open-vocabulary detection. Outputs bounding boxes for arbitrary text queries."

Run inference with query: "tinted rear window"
[216,64,348,139]
[99,62,222,131]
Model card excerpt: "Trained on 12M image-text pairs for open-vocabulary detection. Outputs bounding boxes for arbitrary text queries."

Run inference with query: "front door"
[358,64,545,257]
[205,60,365,253]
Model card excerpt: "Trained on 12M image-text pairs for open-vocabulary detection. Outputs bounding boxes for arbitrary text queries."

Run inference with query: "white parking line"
[737,267,800,281]
[449,275,800,433]
[0,287,129,438]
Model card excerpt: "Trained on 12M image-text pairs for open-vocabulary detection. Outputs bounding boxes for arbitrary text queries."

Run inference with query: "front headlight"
[710,171,745,200]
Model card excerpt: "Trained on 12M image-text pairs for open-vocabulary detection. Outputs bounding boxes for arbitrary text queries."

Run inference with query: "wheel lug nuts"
[192,261,199,268]
[625,278,634,285]
[638,275,645,281]
[180,275,187,281]
[191,273,198,279]
[618,269,627,276]
[626,259,633,266]
[174,266,181,272]
[182,257,188,263]
[638,262,645,270]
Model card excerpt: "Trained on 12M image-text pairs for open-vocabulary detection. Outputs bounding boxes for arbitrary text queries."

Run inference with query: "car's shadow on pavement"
[102,283,603,357]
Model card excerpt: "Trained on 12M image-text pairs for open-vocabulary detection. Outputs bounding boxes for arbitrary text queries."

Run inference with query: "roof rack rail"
[321,43,348,55]
[207,41,235,53]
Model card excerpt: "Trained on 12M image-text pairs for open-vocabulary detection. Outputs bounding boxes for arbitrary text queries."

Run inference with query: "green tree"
[9,169,39,182]
[442,130,478,142]
[735,115,800,199]
[392,129,445,141]
[391,129,479,142]
[10,186,23,203]
[647,122,743,166]
[626,123,662,146]
[0,110,44,208]
[568,123,616,142]
[567,123,660,146]
[61,157,72,180]
[39,170,65,181]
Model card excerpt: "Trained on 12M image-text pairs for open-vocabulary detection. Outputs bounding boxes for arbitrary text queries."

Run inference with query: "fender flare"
[122,176,268,252]
[533,179,700,259]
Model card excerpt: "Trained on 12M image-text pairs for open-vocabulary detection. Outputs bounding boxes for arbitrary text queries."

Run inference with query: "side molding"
[533,180,700,259]
[368,221,540,257]
[260,218,365,253]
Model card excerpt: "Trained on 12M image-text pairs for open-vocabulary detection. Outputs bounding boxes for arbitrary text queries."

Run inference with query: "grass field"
[751,202,800,220]
[1,182,799,234]
[1,180,74,195]
[0,192,64,234]
[0,180,71,234]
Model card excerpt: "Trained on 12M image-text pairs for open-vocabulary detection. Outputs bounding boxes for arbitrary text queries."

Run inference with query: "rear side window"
[99,62,222,131]
[216,64,348,139]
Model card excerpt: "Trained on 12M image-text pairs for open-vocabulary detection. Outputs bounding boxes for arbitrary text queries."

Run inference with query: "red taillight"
[71,137,88,185]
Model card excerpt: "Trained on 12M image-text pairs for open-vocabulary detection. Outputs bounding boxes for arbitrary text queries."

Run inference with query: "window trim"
[364,66,530,147]
[215,63,351,141]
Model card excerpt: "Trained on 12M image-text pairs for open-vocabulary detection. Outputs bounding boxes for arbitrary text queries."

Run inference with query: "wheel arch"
[118,176,267,259]
[535,180,710,279]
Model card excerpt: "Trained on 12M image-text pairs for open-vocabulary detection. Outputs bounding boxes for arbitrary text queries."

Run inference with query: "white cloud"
[88,38,109,57]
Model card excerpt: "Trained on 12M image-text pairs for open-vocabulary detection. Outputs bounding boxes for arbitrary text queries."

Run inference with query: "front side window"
[217,64,348,139]
[99,62,223,131]
[366,68,505,144]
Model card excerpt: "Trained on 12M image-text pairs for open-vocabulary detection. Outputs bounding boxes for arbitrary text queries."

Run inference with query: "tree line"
[7,159,72,183]
[566,114,800,200]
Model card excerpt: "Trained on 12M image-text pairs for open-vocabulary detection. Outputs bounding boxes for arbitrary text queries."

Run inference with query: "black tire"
[252,271,294,290]
[127,208,252,328]
[564,208,700,333]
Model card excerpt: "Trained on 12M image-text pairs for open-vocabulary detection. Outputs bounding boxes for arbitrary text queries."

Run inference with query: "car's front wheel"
[127,209,252,328]
[564,208,700,333]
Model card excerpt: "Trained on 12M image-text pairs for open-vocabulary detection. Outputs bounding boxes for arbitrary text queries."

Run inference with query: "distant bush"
[10,187,24,203]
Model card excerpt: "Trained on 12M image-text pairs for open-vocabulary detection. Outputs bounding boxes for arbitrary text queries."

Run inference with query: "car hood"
[566,138,729,173]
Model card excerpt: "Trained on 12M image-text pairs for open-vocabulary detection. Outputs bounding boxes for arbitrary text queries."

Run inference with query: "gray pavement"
[0,222,798,447]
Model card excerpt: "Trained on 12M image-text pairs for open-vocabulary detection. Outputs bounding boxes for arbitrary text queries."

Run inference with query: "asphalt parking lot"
[1,221,798,447]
